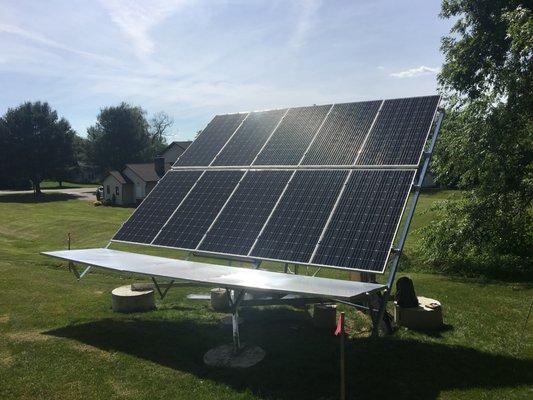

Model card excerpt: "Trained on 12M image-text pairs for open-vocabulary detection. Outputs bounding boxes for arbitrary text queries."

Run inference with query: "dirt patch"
[0,350,14,367]
[68,341,115,362]
[109,379,139,398]
[0,314,9,324]
[6,330,51,342]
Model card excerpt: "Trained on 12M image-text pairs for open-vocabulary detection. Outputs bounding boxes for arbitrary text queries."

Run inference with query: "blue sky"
[0,0,452,141]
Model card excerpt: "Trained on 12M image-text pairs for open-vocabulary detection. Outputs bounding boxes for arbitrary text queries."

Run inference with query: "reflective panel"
[113,170,202,244]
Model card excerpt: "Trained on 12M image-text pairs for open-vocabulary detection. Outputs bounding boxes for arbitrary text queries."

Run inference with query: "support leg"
[232,307,241,353]
[371,291,393,337]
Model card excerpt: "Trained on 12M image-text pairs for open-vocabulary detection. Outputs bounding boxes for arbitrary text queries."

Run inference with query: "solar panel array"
[113,95,440,273]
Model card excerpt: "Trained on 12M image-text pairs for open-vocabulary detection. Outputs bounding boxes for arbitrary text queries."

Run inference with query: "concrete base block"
[210,288,230,312]
[111,285,155,313]
[394,296,443,330]
[313,304,337,330]
[204,344,265,368]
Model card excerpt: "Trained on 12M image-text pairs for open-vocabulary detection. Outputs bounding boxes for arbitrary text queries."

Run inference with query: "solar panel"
[312,170,415,272]
[113,170,202,244]
[153,170,243,249]
[174,113,247,166]
[250,170,348,263]
[253,105,332,165]
[301,101,381,165]
[198,170,293,254]
[112,95,441,273]
[212,109,287,166]
[356,96,439,165]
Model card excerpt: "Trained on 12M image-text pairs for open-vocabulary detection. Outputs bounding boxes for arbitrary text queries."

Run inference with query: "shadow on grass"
[45,308,532,400]
[0,192,79,203]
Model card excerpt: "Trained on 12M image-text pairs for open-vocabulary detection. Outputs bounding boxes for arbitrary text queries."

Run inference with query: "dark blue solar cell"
[312,170,415,272]
[212,109,286,166]
[198,170,293,255]
[153,170,243,249]
[357,96,439,165]
[174,113,247,166]
[113,170,202,244]
[250,170,347,262]
[301,101,381,165]
[253,105,332,165]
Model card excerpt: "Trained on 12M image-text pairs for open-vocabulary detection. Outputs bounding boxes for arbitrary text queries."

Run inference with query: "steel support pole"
[372,110,445,337]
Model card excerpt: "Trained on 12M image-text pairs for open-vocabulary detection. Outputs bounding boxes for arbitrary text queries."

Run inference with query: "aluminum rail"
[170,164,418,171]
[42,248,386,301]
[371,109,445,336]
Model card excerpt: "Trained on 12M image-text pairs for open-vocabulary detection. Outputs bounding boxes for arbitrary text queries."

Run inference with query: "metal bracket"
[68,262,91,281]
[151,277,175,299]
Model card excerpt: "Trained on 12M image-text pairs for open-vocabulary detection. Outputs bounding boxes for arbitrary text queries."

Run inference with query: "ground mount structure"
[43,94,444,347]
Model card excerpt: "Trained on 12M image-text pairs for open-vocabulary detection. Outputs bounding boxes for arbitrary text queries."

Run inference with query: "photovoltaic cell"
[212,109,286,166]
[174,113,247,166]
[153,170,243,249]
[356,96,439,165]
[301,101,381,165]
[113,170,202,244]
[251,170,347,262]
[199,170,292,255]
[253,105,331,165]
[312,170,415,272]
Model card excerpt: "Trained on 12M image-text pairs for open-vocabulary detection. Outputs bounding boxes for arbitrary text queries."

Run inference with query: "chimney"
[154,156,165,178]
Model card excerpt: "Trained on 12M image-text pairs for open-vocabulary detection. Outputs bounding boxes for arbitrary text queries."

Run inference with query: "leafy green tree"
[87,103,152,173]
[1,102,77,194]
[422,1,532,277]
[87,103,170,172]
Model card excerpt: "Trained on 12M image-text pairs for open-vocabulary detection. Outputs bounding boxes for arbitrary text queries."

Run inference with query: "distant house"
[101,141,191,205]
[160,141,192,164]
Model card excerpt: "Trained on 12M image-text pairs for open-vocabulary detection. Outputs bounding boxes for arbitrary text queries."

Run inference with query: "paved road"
[0,187,97,201]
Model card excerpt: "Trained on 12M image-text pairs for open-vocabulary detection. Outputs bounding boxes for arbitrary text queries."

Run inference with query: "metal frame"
[371,109,445,336]
[65,104,445,342]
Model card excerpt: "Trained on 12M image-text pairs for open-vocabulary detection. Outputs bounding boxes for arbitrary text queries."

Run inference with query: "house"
[101,141,191,205]
[160,141,192,164]
[102,160,171,205]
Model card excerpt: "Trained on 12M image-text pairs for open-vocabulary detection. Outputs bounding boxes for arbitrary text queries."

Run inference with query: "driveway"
[0,187,97,201]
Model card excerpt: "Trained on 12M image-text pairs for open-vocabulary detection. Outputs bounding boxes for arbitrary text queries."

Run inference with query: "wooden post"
[337,312,346,400]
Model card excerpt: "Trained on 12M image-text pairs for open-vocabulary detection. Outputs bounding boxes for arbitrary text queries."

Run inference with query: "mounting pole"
[229,289,246,353]
[372,109,445,337]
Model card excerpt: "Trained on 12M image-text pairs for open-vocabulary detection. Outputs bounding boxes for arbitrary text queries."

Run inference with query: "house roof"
[125,163,171,182]
[108,170,131,184]
[163,141,192,153]
[160,141,193,164]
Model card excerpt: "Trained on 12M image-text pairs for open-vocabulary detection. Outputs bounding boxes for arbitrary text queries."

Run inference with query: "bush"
[420,193,532,280]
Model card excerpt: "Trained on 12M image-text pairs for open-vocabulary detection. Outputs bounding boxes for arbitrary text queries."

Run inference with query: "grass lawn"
[40,181,98,189]
[0,192,531,399]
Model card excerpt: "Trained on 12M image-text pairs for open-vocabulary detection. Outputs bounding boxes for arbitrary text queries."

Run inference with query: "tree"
[149,111,173,152]
[1,102,77,194]
[87,103,152,173]
[422,1,532,277]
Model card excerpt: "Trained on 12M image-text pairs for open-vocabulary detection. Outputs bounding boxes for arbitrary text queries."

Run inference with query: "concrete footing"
[210,288,230,311]
[394,296,443,330]
[111,285,155,313]
[204,344,265,368]
[313,304,337,330]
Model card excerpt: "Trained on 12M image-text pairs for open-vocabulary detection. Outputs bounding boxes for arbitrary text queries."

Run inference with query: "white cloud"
[0,23,119,65]
[390,65,440,78]
[290,0,321,48]
[99,0,190,57]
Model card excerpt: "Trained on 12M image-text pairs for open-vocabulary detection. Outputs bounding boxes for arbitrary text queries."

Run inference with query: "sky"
[0,0,453,141]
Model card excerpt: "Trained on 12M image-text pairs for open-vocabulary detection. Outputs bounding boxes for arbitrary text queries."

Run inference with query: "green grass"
[40,181,98,189]
[0,191,531,400]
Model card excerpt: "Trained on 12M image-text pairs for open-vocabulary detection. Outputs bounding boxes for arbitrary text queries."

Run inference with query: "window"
[115,186,119,195]
[106,185,110,194]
